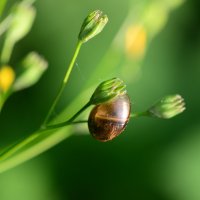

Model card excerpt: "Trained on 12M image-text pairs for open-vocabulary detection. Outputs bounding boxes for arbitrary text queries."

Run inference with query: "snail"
[88,94,131,142]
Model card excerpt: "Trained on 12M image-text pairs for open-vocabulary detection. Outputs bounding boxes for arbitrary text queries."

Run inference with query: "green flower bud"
[7,0,36,43]
[148,94,186,119]
[78,10,108,43]
[14,52,48,91]
[1,0,36,63]
[90,78,127,105]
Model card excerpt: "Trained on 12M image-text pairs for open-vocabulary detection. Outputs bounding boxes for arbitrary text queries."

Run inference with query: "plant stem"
[42,40,83,127]
[68,101,90,122]
[0,133,39,161]
[1,38,14,64]
[45,101,91,130]
[0,40,85,168]
[0,119,87,163]
[0,90,12,113]
[0,15,12,37]
[45,120,88,131]
[63,41,82,84]
[131,111,149,118]
[0,128,72,173]
[0,96,6,112]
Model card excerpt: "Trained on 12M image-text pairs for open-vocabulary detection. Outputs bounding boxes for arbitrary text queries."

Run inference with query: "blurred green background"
[0,0,200,199]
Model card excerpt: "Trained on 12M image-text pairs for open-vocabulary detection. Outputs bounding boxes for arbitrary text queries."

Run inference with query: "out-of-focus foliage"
[0,0,7,17]
[1,0,36,63]
[14,52,48,91]
[0,0,48,111]
[148,94,185,119]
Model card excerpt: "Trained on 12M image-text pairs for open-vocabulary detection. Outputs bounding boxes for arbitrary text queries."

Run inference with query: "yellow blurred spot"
[125,24,147,59]
[0,66,15,92]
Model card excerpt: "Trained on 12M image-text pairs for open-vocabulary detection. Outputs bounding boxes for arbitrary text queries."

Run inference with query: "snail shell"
[88,94,131,142]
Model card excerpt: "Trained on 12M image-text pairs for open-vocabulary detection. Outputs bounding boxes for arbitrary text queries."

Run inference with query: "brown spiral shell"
[88,94,131,142]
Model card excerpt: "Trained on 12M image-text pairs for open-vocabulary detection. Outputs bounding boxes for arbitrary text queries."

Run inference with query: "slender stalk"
[0,119,87,162]
[45,120,88,131]
[0,15,12,36]
[131,111,149,118]
[0,128,72,173]
[1,38,14,64]
[42,40,83,126]
[0,89,12,113]
[45,101,90,130]
[67,101,90,122]
[0,133,39,161]
[0,96,6,112]
[63,41,82,84]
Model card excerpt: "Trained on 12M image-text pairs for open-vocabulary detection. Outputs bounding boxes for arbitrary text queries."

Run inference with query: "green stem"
[42,40,83,127]
[63,41,83,84]
[45,120,88,131]
[0,128,72,173]
[67,101,90,122]
[1,38,14,64]
[0,15,11,36]
[0,89,12,113]
[46,101,91,130]
[0,133,39,161]
[131,111,149,118]
[0,119,87,163]
[0,96,6,112]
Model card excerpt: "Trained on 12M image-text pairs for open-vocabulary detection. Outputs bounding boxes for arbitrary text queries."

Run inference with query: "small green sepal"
[89,77,127,105]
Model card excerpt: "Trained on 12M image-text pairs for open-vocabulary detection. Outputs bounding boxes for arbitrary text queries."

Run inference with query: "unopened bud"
[6,1,36,43]
[90,78,126,105]
[148,94,186,119]
[14,52,48,91]
[1,1,36,63]
[78,10,108,43]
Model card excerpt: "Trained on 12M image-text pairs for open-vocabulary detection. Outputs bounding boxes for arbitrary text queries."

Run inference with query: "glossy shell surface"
[88,94,131,142]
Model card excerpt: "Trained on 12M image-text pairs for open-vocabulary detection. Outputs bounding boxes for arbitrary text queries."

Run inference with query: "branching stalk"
[0,120,87,165]
[42,40,82,126]
[46,101,91,130]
